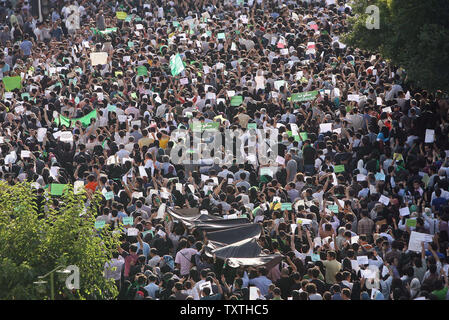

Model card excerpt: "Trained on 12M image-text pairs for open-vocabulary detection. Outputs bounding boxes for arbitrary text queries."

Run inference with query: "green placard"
[217,33,226,40]
[107,105,117,112]
[294,135,300,142]
[328,205,339,213]
[230,95,243,106]
[406,219,417,227]
[287,131,292,137]
[334,165,345,173]
[281,203,292,211]
[100,27,117,34]
[2,76,22,92]
[137,65,148,76]
[122,217,134,225]
[291,90,318,102]
[95,221,106,229]
[50,183,67,196]
[173,21,180,27]
[127,41,134,48]
[202,122,220,131]
[300,132,308,140]
[248,123,257,129]
[21,92,30,100]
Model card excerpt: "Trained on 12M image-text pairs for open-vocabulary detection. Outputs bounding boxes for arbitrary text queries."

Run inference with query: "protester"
[1,0,448,301]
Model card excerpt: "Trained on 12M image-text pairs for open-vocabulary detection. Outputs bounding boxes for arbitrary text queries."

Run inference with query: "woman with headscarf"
[409,277,421,299]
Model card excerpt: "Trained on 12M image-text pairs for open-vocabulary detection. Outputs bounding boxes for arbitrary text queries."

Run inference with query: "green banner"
[291,90,318,102]
[54,110,97,128]
[190,122,220,132]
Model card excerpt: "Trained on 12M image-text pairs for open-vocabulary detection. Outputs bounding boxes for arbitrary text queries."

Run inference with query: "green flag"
[2,76,22,91]
[77,110,97,127]
[170,54,185,76]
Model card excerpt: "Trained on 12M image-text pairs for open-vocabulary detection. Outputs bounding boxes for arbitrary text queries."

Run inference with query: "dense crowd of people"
[1,0,449,300]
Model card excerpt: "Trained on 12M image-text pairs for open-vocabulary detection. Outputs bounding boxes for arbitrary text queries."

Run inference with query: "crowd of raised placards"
[0,0,448,300]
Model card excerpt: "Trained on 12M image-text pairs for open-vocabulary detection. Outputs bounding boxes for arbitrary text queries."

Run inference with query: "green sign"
[50,184,67,196]
[122,217,134,225]
[281,203,292,211]
[334,165,345,173]
[406,219,417,227]
[300,132,308,141]
[190,122,219,132]
[230,95,243,106]
[247,123,257,129]
[2,76,22,92]
[291,90,318,102]
[328,205,339,213]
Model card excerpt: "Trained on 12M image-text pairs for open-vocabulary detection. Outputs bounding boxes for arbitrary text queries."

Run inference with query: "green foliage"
[0,182,120,300]
[344,0,449,93]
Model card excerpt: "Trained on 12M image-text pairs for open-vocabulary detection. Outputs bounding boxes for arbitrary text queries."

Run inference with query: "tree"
[0,182,120,300]
[343,0,449,93]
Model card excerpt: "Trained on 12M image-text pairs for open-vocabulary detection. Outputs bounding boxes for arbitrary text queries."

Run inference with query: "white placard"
[347,94,359,102]
[249,286,260,300]
[138,166,148,177]
[379,195,390,206]
[90,52,108,66]
[156,203,166,219]
[408,231,434,252]
[21,150,31,158]
[276,156,285,165]
[319,123,333,133]
[59,131,73,142]
[74,180,84,194]
[399,207,410,217]
[127,228,139,236]
[425,129,435,143]
[37,128,47,142]
[357,174,366,181]
[357,256,369,265]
